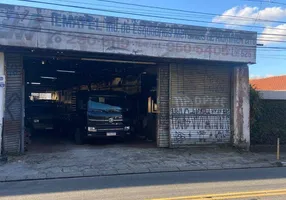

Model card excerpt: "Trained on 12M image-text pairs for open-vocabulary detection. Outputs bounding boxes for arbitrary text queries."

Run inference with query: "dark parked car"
[25,100,57,134]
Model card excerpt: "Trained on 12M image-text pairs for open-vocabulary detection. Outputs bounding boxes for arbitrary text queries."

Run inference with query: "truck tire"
[74,128,84,145]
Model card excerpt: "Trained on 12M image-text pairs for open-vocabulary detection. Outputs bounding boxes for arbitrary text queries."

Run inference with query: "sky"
[0,0,286,78]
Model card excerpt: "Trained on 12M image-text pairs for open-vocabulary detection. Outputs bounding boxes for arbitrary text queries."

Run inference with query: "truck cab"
[67,91,132,144]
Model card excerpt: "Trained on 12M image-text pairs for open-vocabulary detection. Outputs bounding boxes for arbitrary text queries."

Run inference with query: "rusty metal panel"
[157,65,170,147]
[0,4,256,63]
[170,64,231,146]
[3,54,23,154]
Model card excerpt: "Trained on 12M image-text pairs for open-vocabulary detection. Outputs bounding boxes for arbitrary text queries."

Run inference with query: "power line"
[0,23,258,49]
[4,8,286,44]
[0,13,283,44]
[0,12,259,38]
[41,0,222,19]
[0,10,260,39]
[14,0,286,30]
[54,0,286,26]
[4,5,286,47]
[243,0,286,6]
[3,22,286,56]
[3,11,286,45]
[2,2,286,46]
[92,0,286,23]
[4,22,286,52]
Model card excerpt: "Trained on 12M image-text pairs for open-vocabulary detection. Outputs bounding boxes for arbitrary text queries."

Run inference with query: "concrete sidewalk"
[0,144,284,182]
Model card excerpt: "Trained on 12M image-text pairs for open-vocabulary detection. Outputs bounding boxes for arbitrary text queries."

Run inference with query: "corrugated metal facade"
[157,65,170,147]
[169,64,231,147]
[3,54,24,154]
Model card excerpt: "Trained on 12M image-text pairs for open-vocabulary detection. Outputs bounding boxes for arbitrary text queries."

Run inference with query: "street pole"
[277,138,280,161]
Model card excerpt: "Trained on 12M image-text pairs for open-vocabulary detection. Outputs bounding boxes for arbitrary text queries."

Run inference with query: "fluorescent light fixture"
[57,70,75,73]
[81,58,156,65]
[31,82,41,85]
[41,76,57,80]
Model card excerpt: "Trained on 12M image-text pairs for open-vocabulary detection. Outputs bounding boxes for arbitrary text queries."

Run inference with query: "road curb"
[0,163,282,183]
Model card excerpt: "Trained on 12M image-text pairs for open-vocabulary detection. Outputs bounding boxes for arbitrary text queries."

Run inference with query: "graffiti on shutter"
[170,64,231,146]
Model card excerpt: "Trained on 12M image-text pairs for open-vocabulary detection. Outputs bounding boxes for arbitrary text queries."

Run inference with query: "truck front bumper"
[86,126,131,138]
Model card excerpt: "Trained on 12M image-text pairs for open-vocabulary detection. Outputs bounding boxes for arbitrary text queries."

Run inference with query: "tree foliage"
[250,85,286,145]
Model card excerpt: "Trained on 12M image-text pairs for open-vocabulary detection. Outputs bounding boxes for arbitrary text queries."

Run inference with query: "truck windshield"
[88,96,127,111]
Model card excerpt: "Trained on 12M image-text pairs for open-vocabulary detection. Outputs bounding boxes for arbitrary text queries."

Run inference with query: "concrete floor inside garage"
[23,51,158,153]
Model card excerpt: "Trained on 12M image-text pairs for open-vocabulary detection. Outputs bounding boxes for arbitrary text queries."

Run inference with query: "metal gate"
[170,63,231,146]
[3,54,24,154]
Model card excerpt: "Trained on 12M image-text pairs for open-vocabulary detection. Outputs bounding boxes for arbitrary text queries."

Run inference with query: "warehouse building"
[0,3,256,154]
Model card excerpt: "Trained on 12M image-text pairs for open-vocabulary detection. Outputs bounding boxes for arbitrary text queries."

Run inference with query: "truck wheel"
[74,128,84,145]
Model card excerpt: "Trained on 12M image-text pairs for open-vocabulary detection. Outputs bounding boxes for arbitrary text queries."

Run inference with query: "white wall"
[233,65,250,150]
[259,91,286,100]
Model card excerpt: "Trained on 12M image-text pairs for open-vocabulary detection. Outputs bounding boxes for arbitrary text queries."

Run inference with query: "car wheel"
[74,128,84,145]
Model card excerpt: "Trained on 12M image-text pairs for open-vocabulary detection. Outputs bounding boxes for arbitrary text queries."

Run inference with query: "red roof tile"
[250,75,286,91]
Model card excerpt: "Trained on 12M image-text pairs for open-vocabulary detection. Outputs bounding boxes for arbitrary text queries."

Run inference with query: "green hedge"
[251,99,286,145]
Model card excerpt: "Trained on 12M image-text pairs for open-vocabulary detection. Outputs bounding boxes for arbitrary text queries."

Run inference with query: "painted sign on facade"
[170,108,231,145]
[0,4,256,63]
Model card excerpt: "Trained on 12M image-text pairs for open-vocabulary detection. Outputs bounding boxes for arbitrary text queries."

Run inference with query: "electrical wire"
[50,0,263,23]
[249,0,262,30]
[14,0,286,30]
[0,23,258,49]
[243,0,286,6]
[3,10,286,45]
[3,22,286,55]
[86,0,286,24]
[0,10,261,39]
[2,19,286,57]
[0,10,286,47]
[2,0,286,51]
[30,0,227,20]
[0,11,259,40]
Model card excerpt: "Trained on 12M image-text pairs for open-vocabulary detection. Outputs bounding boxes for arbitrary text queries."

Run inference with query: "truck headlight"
[124,126,130,131]
[34,119,39,123]
[88,127,97,132]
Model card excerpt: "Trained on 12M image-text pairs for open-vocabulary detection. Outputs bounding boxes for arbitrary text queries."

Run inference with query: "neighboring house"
[250,75,286,100]
[250,75,286,145]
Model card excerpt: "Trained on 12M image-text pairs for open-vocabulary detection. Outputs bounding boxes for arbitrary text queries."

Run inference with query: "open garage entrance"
[23,53,158,152]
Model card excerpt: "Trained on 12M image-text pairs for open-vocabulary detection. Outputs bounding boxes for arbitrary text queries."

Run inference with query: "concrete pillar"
[233,65,250,150]
[0,53,5,155]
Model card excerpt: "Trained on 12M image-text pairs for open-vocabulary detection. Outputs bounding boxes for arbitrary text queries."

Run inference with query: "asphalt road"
[0,168,285,200]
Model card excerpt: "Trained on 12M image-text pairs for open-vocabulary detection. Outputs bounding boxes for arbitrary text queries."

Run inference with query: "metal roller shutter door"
[3,54,24,154]
[170,63,231,147]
